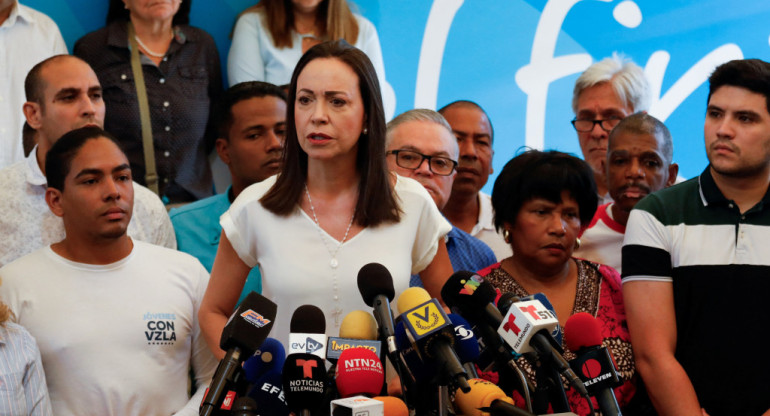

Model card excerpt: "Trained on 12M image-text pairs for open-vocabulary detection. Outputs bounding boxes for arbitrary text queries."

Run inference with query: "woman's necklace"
[134,31,172,58]
[304,184,355,326]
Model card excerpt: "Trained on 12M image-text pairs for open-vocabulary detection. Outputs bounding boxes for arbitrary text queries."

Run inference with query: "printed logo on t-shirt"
[143,312,178,345]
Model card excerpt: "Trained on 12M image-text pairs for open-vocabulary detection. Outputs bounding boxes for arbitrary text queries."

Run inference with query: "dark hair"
[106,0,191,25]
[438,100,494,143]
[24,54,78,104]
[217,81,287,140]
[46,126,125,191]
[708,59,770,113]
[260,39,399,226]
[609,112,673,164]
[492,150,597,232]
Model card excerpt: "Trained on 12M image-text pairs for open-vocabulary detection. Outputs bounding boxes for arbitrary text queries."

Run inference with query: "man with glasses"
[572,54,651,204]
[386,109,496,287]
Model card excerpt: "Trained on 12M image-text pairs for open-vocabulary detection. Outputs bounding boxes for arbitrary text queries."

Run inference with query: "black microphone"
[565,312,623,416]
[200,292,277,416]
[357,263,397,356]
[288,304,327,358]
[282,353,326,416]
[231,397,258,416]
[246,370,290,416]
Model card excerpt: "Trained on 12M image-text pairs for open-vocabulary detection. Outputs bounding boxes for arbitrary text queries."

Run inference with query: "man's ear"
[23,101,43,130]
[489,149,495,175]
[666,163,680,187]
[215,137,230,165]
[45,188,64,218]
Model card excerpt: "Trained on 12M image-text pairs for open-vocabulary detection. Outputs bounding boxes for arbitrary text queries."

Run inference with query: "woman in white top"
[199,40,452,352]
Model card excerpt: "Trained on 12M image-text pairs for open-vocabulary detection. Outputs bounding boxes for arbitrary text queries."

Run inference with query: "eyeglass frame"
[386,149,458,176]
[570,117,623,132]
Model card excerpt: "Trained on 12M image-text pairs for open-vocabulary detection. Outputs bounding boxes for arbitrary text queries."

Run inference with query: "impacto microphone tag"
[402,298,448,340]
[497,299,559,354]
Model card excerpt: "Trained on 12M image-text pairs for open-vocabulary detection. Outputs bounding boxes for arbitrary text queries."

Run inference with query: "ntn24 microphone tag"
[497,299,559,354]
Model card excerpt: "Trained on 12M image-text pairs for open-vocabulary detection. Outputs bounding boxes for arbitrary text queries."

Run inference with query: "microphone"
[288,304,327,359]
[520,293,563,345]
[336,347,385,398]
[326,310,382,361]
[200,292,277,416]
[565,313,623,416]
[449,313,481,379]
[441,271,504,328]
[454,378,535,416]
[282,353,326,416]
[231,397,258,416]
[357,263,398,358]
[243,337,286,383]
[372,396,409,416]
[246,370,289,416]
[397,287,470,393]
[330,396,385,415]
[497,297,588,397]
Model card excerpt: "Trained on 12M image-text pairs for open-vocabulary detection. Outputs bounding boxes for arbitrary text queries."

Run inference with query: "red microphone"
[564,312,623,416]
[335,347,385,398]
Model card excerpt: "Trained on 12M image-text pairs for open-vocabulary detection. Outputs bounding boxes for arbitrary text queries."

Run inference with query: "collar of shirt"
[1,2,26,29]
[698,165,770,211]
[471,191,496,236]
[23,145,46,187]
[105,20,197,51]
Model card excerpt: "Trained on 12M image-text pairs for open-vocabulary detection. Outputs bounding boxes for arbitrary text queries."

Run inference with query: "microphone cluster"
[200,264,624,415]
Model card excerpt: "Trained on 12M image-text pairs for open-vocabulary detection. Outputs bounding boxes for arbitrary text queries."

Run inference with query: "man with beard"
[622,59,770,415]
[574,113,677,272]
[170,81,286,303]
[386,109,496,286]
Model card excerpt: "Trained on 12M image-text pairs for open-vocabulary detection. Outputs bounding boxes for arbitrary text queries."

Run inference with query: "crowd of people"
[1,0,770,415]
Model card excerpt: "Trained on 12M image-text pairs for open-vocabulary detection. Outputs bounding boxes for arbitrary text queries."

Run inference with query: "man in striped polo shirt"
[622,59,770,415]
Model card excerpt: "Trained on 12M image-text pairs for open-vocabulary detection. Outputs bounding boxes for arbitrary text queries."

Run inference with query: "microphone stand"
[532,356,570,414]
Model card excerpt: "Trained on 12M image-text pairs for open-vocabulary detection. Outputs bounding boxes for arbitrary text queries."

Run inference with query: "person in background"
[623,58,770,416]
[478,150,638,415]
[75,0,222,203]
[0,55,175,269]
[228,0,393,118]
[439,100,510,261]
[574,113,678,272]
[0,298,52,415]
[571,54,651,205]
[0,0,66,168]
[385,108,496,287]
[170,81,287,304]
[0,127,216,415]
[199,40,452,353]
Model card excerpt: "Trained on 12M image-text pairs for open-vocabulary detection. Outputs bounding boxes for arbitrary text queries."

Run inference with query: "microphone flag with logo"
[282,352,326,416]
[288,304,327,359]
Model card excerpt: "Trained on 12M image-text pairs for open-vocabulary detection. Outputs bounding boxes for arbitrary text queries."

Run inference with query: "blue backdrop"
[25,0,770,192]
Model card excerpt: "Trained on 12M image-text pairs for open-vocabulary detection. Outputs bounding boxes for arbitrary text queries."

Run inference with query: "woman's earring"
[503,229,511,244]
[362,127,368,135]
[574,237,581,251]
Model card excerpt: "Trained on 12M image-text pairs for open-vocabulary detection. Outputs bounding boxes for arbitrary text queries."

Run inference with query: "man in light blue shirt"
[170,82,286,304]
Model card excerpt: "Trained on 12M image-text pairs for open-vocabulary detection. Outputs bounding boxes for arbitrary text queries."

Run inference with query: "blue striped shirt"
[0,322,52,416]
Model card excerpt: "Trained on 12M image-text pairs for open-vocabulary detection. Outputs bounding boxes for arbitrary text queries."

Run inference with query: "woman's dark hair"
[261,39,399,226]
[106,0,191,25]
[491,150,597,232]
[46,127,125,191]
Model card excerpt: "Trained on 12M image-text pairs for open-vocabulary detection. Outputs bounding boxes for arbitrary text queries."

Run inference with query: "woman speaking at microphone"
[478,150,643,415]
[199,40,452,353]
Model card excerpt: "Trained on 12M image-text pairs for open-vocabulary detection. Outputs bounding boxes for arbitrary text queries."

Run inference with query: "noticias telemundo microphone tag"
[326,338,382,361]
[401,298,449,345]
[497,299,559,354]
[289,334,327,359]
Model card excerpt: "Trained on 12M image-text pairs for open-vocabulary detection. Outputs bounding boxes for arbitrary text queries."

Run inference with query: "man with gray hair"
[386,109,496,286]
[571,54,651,204]
[574,113,677,272]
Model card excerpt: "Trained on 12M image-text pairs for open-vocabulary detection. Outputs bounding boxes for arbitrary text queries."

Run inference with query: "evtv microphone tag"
[288,333,327,359]
[497,299,559,354]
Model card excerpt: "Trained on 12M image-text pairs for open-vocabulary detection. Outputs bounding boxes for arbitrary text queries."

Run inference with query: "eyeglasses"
[570,117,623,132]
[387,150,458,176]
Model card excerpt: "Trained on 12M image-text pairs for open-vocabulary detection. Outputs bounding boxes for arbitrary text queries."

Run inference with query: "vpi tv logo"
[241,309,271,328]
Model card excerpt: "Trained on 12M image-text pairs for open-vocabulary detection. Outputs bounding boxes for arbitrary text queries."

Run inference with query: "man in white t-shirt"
[0,127,217,415]
[438,100,510,261]
[0,55,175,268]
[574,113,677,272]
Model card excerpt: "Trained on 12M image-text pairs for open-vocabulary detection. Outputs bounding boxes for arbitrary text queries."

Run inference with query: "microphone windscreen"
[219,291,277,354]
[448,314,480,363]
[396,287,431,315]
[282,353,326,413]
[232,397,257,415]
[440,271,498,316]
[339,310,378,340]
[247,370,290,416]
[289,304,326,334]
[564,312,603,350]
[357,263,395,306]
[372,396,409,416]
[336,347,385,398]
[496,292,521,314]
[454,378,514,416]
[243,337,286,383]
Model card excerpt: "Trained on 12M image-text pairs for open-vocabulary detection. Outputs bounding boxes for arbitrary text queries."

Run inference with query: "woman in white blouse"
[199,40,451,353]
